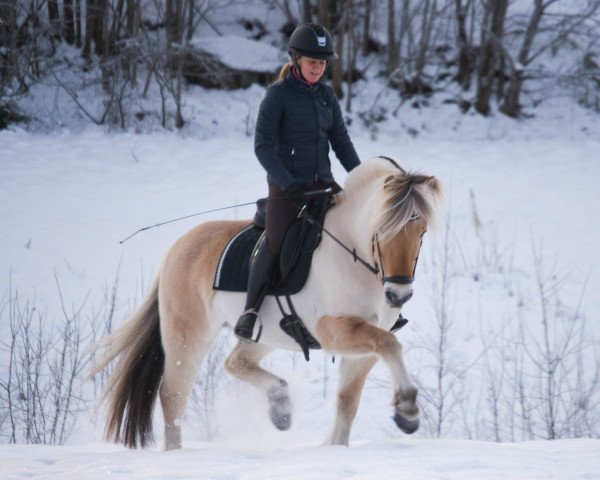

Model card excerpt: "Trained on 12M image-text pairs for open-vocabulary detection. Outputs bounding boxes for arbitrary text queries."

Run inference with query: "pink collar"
[292,66,319,86]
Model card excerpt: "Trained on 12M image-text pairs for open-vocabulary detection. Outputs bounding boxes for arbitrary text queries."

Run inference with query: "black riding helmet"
[288,23,338,61]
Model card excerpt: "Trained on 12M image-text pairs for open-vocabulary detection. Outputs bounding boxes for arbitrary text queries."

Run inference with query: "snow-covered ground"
[2,437,599,480]
[2,104,599,477]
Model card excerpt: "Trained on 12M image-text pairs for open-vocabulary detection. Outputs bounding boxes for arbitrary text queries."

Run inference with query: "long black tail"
[92,278,165,448]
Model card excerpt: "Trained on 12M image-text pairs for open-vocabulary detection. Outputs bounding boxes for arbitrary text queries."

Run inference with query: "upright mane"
[342,156,443,242]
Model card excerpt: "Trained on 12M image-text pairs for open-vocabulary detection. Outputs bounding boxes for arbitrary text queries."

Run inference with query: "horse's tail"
[90,275,164,449]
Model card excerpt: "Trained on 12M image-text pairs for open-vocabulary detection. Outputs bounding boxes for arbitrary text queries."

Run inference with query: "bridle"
[300,206,422,285]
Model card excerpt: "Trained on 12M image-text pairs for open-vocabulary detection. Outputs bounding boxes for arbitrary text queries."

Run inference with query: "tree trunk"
[318,0,332,27]
[501,0,546,117]
[332,31,344,97]
[82,0,107,58]
[398,0,411,74]
[186,0,194,42]
[82,0,95,59]
[346,0,358,111]
[48,0,60,40]
[109,0,125,46]
[387,0,399,74]
[127,0,140,85]
[166,0,183,46]
[0,0,17,84]
[63,0,75,45]
[361,0,371,56]
[454,0,471,90]
[415,0,436,81]
[475,0,508,115]
[101,0,109,55]
[75,0,82,47]
[302,0,312,23]
[317,0,344,97]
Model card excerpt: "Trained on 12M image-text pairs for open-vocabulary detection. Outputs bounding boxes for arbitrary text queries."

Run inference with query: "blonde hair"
[278,62,291,80]
[277,52,302,81]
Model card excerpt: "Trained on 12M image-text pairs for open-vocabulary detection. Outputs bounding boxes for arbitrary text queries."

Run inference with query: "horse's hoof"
[393,413,419,434]
[268,382,292,431]
[269,407,292,431]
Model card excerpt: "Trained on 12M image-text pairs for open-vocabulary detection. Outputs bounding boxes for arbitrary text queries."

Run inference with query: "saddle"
[213,195,330,360]
[213,195,330,295]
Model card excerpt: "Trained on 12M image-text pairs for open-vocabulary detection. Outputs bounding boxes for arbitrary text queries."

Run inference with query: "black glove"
[283,183,306,200]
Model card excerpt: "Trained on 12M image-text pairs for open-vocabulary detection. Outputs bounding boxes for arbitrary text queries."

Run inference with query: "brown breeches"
[265,181,341,255]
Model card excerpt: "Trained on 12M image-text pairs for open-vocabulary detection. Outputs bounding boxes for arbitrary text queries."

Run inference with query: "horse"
[91,156,443,450]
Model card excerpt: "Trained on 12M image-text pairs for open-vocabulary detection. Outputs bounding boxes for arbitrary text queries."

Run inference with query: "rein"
[298,206,420,285]
[298,205,379,276]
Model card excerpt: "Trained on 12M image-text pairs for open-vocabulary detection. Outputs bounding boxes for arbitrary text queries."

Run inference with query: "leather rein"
[298,205,421,285]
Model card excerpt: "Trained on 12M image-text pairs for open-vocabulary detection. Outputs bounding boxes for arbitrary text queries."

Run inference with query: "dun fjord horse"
[92,156,442,450]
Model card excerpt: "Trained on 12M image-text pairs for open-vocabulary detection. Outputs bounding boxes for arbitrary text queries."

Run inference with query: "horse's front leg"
[323,356,378,446]
[316,315,420,436]
[224,340,292,431]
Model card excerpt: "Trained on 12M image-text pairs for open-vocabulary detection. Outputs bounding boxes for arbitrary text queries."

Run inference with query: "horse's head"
[366,159,443,309]
[376,214,427,308]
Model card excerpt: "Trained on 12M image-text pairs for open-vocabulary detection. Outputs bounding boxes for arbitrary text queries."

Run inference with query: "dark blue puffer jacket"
[254,68,361,191]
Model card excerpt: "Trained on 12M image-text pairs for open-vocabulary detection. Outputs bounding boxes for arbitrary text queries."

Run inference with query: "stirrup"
[234,309,263,343]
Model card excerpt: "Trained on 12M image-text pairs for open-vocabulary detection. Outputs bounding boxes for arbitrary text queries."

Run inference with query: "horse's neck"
[326,185,379,268]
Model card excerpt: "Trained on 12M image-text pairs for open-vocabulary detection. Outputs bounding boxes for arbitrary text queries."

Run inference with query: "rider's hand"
[283,183,305,200]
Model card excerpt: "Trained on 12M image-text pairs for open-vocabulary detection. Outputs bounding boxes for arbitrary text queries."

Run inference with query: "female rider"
[234,23,361,341]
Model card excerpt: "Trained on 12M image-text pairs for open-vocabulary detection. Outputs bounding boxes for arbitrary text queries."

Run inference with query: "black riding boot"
[234,236,276,342]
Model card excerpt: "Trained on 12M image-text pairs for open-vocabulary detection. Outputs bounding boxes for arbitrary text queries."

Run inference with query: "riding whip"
[119,188,333,244]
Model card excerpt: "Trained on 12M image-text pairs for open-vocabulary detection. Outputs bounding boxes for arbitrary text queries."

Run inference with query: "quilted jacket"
[254,68,361,191]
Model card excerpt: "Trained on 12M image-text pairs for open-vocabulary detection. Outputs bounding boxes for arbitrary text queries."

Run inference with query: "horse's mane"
[341,156,443,242]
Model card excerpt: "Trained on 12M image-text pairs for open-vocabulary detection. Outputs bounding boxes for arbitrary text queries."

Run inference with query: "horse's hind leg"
[159,313,219,450]
[324,356,378,446]
[317,315,420,435]
[224,341,292,431]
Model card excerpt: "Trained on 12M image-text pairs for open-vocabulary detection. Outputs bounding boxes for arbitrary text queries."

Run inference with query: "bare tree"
[501,0,600,116]
[63,0,75,44]
[475,0,508,115]
[454,0,473,90]
[0,279,88,445]
[387,0,399,74]
[48,0,60,40]
[83,0,107,59]
[344,0,360,111]
[361,0,372,56]
[0,0,18,88]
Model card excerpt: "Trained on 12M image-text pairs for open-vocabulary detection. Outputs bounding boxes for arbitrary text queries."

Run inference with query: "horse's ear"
[383,175,395,188]
[425,176,442,195]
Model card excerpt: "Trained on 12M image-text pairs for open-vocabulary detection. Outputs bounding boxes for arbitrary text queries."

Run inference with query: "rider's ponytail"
[278,62,291,80]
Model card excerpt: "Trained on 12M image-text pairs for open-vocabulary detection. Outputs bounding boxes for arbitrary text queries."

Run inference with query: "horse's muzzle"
[385,288,413,308]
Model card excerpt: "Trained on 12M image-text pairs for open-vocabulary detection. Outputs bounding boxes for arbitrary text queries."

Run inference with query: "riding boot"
[234,236,277,342]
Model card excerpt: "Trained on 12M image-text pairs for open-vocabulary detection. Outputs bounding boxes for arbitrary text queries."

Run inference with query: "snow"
[191,35,287,72]
[2,111,599,478]
[2,6,600,477]
[1,438,599,479]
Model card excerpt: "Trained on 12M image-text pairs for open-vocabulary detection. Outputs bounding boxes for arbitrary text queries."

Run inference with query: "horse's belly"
[211,290,303,351]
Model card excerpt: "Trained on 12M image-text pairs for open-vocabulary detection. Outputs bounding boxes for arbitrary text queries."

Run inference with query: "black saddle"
[213,195,331,296]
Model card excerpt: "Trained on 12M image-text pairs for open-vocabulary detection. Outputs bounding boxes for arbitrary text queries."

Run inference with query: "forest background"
[2,0,600,130]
